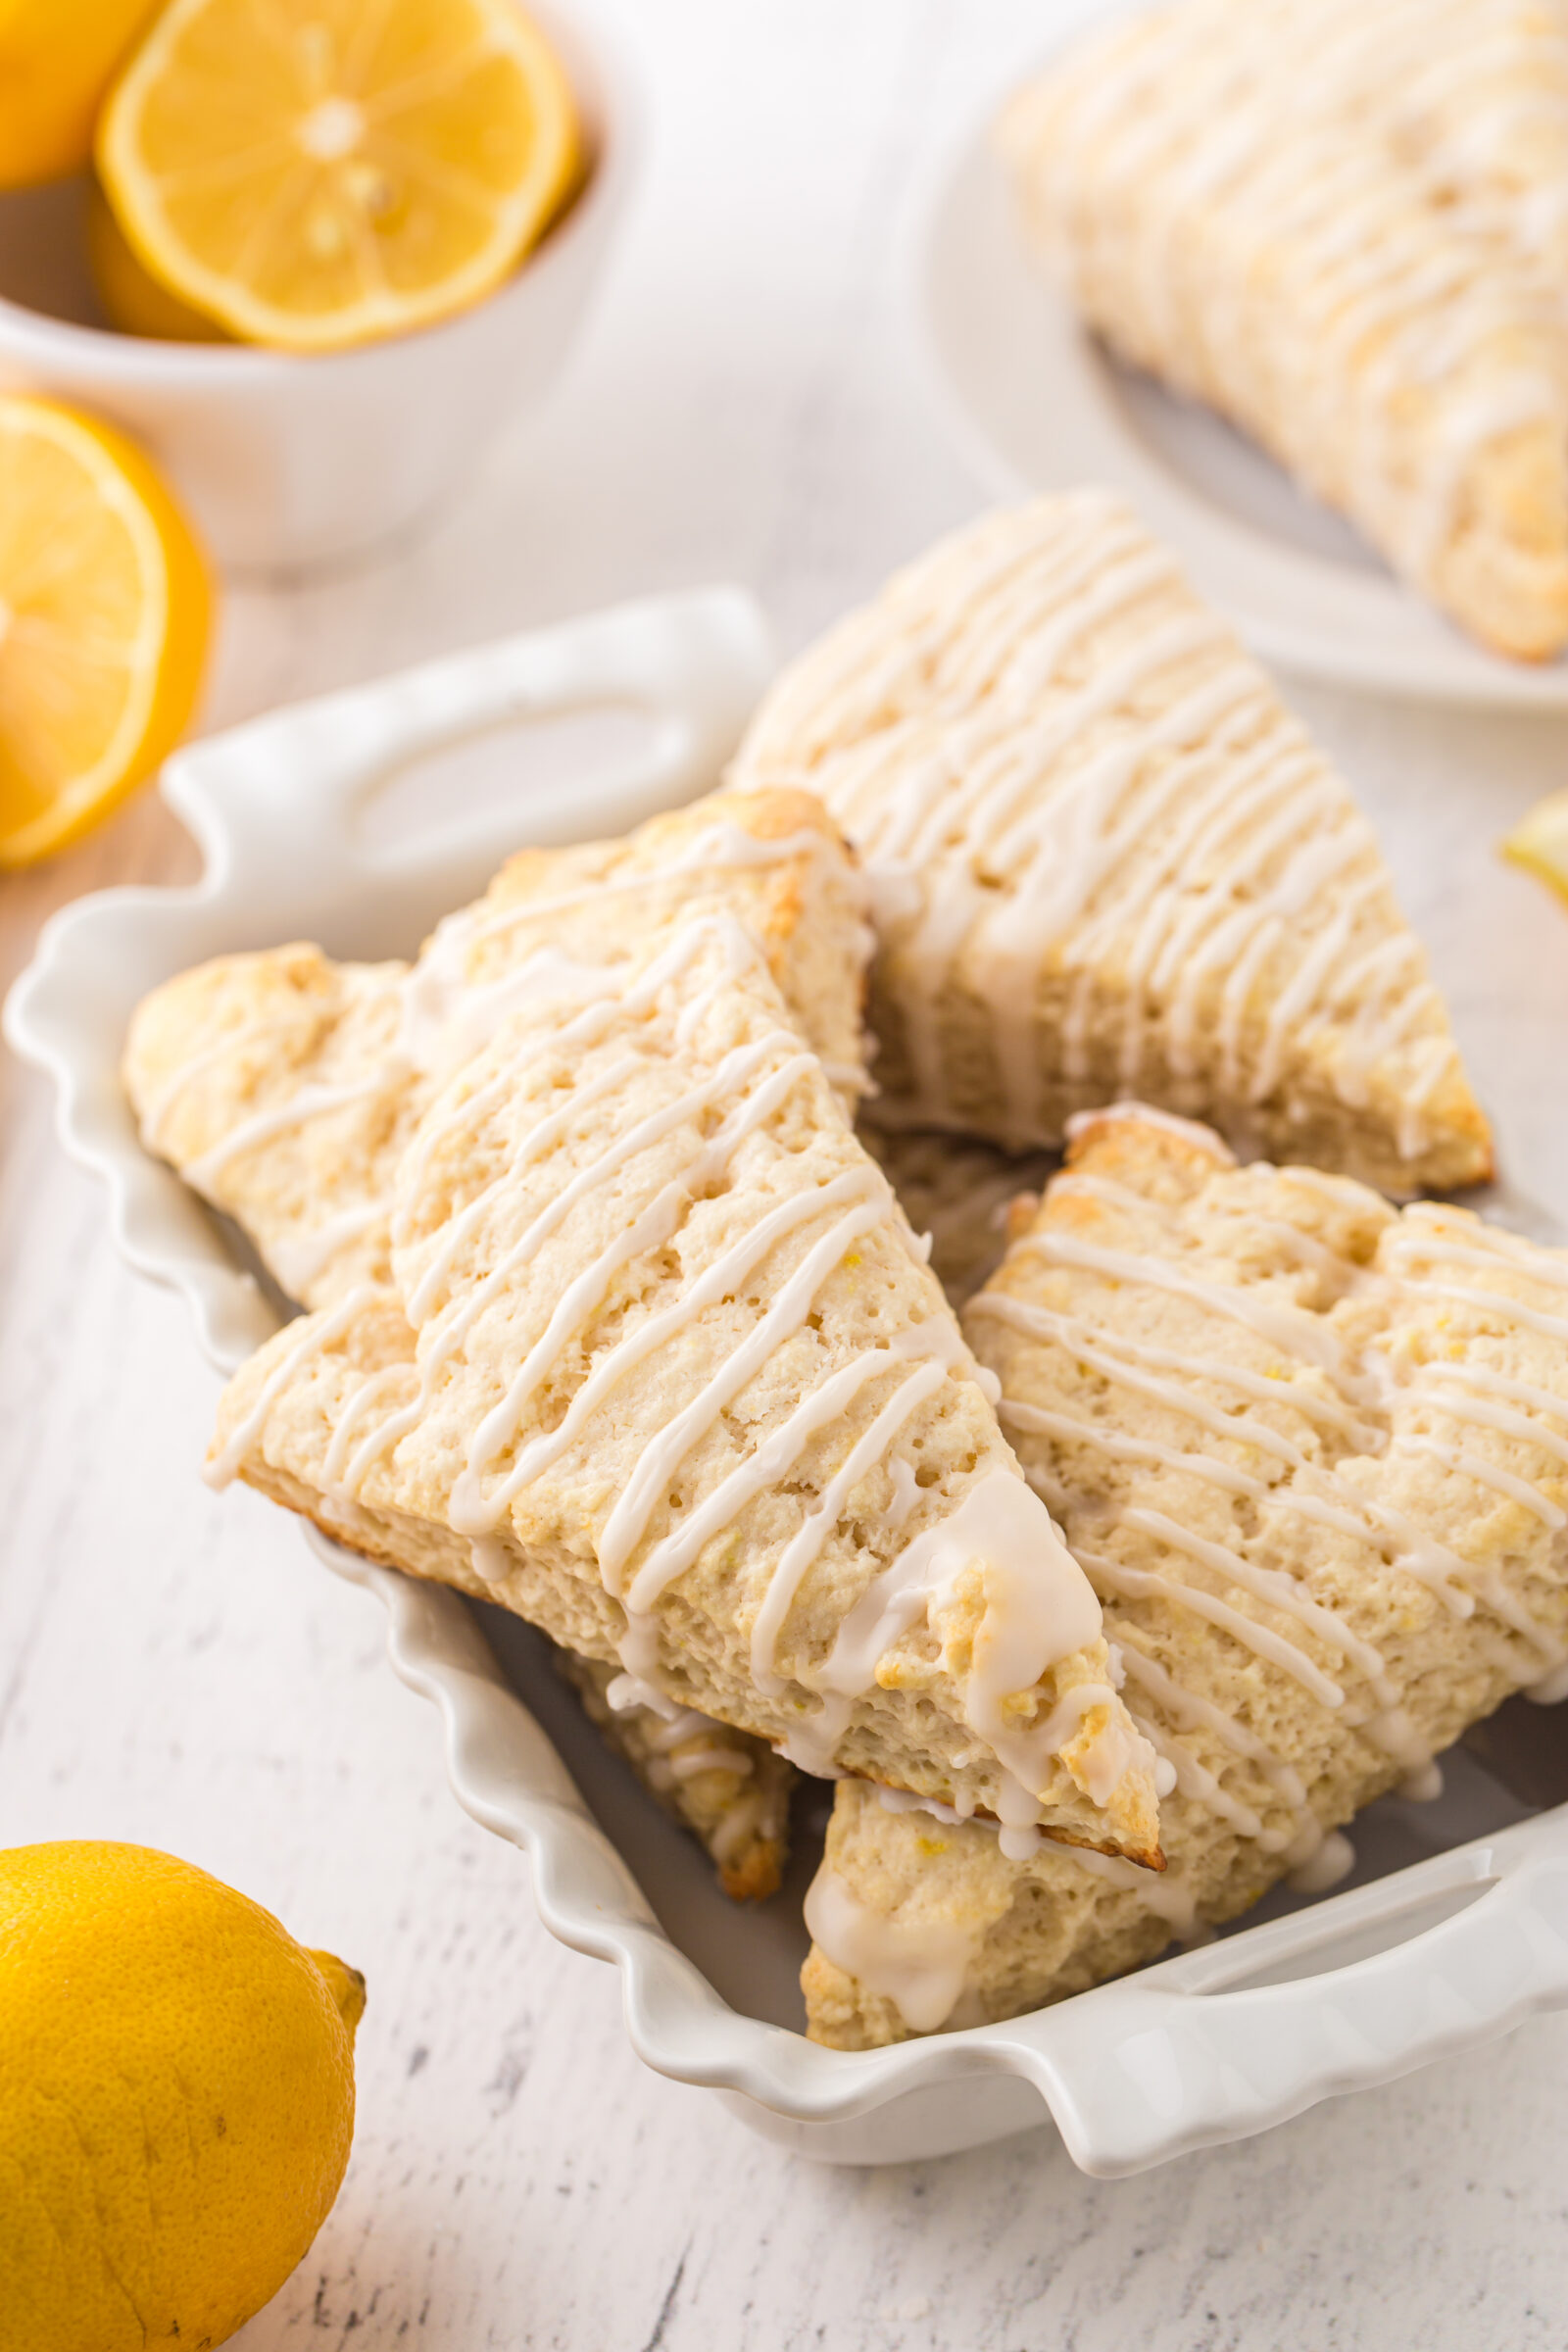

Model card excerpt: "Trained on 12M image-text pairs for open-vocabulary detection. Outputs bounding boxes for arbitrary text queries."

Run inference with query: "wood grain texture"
[4,4,1568,2345]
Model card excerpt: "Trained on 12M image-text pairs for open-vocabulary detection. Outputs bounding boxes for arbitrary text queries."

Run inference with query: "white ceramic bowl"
[0,3,637,576]
[11,591,1568,2174]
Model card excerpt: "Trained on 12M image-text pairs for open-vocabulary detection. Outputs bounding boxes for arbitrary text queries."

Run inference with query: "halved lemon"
[96,0,583,356]
[0,397,213,869]
[1501,791,1568,907]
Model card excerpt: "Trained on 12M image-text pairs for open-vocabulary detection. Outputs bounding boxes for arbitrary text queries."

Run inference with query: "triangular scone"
[730,495,1493,1192]
[804,1105,1568,2044]
[996,1,1568,660]
[210,919,1162,1863]
[124,790,872,1310]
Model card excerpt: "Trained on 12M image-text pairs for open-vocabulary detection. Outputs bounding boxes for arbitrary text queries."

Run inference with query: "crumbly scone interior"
[804,1104,1568,2046]
[995,0,1568,660]
[208,914,1163,1864]
[729,494,1492,1191]
[123,787,873,1311]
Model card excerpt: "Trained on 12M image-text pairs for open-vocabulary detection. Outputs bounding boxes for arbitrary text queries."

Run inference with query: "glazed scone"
[123,789,873,1309]
[997,0,1568,660]
[558,1651,795,1901]
[733,498,1493,1187]
[209,919,1162,1863]
[803,1105,1568,2044]
[858,1125,1055,1307]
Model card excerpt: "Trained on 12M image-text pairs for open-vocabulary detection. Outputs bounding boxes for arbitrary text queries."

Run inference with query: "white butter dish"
[11,589,1568,2175]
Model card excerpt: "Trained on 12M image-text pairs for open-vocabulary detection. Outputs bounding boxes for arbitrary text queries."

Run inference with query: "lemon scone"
[124,790,873,1310]
[996,0,1568,660]
[804,1105,1568,2044]
[208,918,1162,1862]
[731,495,1492,1190]
[557,1651,795,1901]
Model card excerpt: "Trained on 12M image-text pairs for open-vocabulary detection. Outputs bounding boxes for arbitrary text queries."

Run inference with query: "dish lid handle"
[1000,1808,1568,2176]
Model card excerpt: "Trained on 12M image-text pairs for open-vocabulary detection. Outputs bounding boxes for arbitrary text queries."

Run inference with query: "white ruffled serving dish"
[10,591,1568,2176]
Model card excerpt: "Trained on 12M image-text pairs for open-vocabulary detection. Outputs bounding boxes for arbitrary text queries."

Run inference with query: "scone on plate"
[803,1104,1568,2044]
[123,789,873,1311]
[730,495,1493,1191]
[208,914,1163,1865]
[558,1651,795,1901]
[996,0,1568,660]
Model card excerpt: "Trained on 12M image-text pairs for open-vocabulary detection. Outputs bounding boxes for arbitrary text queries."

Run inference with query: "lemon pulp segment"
[0,397,212,868]
[97,0,583,353]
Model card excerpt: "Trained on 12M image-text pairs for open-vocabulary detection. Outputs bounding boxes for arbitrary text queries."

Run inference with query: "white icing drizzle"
[884,1453,921,1533]
[1119,1640,1311,1852]
[136,1012,298,1153]
[1526,1659,1568,1706]
[602,1188,887,1597]
[804,1862,980,2034]
[1287,1830,1356,1895]
[270,1197,392,1298]
[206,1281,382,1490]
[146,819,861,1304]
[183,1074,389,1198]
[230,911,1125,1831]
[709,1789,777,1866]
[808,1470,1118,1807]
[1058,1842,1200,1933]
[468,1535,511,1586]
[1394,1433,1567,1531]
[978,1294,1477,1631]
[637,1705,757,1785]
[968,1151,1568,1924]
[605,1669,681,1720]
[748,1359,950,1693]
[1007,1226,1374,1396]
[1076,1544,1347,1711]
[736,494,1456,1155]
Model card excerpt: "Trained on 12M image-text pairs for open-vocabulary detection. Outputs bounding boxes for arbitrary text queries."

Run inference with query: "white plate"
[11,592,1568,2175]
[917,106,1568,710]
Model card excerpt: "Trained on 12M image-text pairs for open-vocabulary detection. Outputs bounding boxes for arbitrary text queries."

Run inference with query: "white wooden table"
[5,4,1568,2344]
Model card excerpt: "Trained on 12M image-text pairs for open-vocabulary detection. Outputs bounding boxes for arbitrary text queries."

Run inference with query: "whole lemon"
[0,0,165,188]
[0,1842,364,2352]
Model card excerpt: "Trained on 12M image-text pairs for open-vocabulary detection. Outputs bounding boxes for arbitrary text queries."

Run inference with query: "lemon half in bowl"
[97,0,582,355]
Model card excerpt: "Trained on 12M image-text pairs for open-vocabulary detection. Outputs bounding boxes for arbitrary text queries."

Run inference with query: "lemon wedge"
[0,0,162,189]
[1501,791,1568,907]
[0,397,213,869]
[96,0,583,356]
